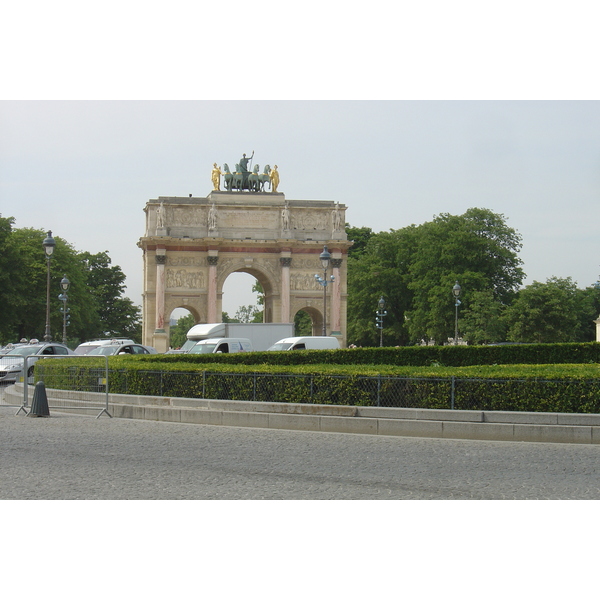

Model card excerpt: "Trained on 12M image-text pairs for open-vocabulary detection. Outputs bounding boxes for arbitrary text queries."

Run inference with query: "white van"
[187,338,253,354]
[266,336,340,351]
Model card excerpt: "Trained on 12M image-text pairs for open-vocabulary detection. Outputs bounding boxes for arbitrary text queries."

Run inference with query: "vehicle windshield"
[188,343,217,354]
[6,346,41,356]
[87,346,119,356]
[74,346,100,355]
[179,339,197,352]
[267,343,293,351]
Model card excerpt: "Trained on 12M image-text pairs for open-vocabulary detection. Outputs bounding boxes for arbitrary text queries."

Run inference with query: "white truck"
[179,323,295,353]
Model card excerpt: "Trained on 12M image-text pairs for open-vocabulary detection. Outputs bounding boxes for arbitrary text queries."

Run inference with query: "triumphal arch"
[138,155,352,352]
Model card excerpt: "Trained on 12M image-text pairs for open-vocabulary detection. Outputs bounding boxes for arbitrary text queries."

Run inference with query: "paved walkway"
[2,384,600,499]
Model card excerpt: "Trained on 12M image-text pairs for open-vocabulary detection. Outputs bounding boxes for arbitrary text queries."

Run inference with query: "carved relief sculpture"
[208,203,218,231]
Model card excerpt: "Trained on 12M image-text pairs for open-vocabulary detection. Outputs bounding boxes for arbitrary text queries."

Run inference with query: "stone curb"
[4,384,600,445]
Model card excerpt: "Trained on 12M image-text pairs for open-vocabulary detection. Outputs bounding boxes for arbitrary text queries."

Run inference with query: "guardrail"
[19,355,111,418]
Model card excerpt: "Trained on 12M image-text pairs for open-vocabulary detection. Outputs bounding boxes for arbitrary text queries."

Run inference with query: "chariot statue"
[213,153,279,193]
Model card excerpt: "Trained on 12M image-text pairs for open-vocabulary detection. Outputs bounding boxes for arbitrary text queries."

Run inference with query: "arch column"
[155,251,166,331]
[280,255,292,323]
[330,258,342,336]
[207,253,219,323]
[153,250,169,352]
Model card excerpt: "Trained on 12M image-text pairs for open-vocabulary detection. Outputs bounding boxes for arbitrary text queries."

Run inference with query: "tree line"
[346,207,600,346]
[5,206,598,349]
[0,215,141,346]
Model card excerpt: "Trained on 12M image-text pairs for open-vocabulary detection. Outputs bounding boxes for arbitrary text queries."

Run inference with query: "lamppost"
[58,275,70,345]
[453,280,462,345]
[376,296,387,347]
[314,245,334,336]
[42,231,56,342]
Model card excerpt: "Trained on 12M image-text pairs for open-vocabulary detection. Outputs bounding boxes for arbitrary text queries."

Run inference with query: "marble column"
[207,255,219,323]
[155,252,166,332]
[330,258,343,335]
[280,256,292,323]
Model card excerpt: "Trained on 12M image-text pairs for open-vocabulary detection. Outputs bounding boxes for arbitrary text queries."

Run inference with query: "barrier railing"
[0,355,25,411]
[101,370,600,413]
[23,355,111,418]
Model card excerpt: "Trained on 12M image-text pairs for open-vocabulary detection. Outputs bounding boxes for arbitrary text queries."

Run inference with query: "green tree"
[346,209,524,346]
[0,216,21,343]
[347,227,418,346]
[294,310,312,336]
[80,251,142,341]
[346,225,374,258]
[460,289,508,345]
[503,277,581,343]
[574,284,600,342]
[235,305,261,323]
[170,313,195,349]
[405,208,524,344]
[8,228,97,343]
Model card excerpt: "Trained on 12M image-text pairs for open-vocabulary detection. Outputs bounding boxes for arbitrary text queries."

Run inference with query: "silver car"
[87,343,157,356]
[0,342,75,383]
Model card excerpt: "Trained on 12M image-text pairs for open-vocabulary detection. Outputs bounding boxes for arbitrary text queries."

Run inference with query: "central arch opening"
[222,272,263,322]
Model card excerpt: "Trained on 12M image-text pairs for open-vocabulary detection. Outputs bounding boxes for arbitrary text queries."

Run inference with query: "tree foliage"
[503,277,590,344]
[170,313,195,349]
[347,208,525,346]
[0,218,141,346]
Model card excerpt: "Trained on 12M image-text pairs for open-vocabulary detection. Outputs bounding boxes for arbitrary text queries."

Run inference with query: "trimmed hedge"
[36,357,600,414]
[130,342,600,368]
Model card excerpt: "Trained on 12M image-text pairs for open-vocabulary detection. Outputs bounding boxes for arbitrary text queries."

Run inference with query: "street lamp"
[315,245,334,336]
[376,296,387,347]
[42,231,56,342]
[58,275,70,345]
[453,280,462,345]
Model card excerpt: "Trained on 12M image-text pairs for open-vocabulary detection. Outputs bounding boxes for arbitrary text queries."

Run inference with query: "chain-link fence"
[92,370,600,413]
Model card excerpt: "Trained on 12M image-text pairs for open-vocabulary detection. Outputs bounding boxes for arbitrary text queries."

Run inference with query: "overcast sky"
[4,0,598,574]
[2,100,599,315]
[2,2,599,319]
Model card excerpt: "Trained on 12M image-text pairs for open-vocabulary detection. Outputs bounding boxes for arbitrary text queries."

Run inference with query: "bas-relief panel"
[290,272,325,291]
[290,210,328,231]
[166,269,205,290]
[219,209,279,229]
[167,206,205,227]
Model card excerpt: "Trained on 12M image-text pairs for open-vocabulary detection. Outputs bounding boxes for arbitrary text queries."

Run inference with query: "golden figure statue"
[211,163,223,191]
[270,164,280,193]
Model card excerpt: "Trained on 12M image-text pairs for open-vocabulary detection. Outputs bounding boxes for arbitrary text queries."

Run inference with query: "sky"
[2,2,600,321]
[2,100,599,316]
[3,0,598,582]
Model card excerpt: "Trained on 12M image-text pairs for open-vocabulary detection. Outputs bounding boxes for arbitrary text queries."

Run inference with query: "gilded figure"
[270,164,280,193]
[211,163,223,191]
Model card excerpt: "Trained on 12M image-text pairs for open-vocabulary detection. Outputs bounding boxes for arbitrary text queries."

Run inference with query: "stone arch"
[139,191,352,352]
[292,305,323,336]
[218,262,277,323]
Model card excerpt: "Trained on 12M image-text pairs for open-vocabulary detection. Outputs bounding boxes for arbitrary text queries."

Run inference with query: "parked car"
[0,342,75,382]
[87,343,157,356]
[74,338,135,355]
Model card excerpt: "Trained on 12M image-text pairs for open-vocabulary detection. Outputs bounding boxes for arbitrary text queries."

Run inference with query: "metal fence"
[94,370,600,413]
[20,355,111,418]
[9,362,600,414]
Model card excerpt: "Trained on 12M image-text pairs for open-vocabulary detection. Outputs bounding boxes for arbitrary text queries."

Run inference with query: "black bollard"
[28,381,50,417]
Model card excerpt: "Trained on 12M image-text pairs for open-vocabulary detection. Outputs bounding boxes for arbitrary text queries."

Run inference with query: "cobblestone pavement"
[2,385,600,499]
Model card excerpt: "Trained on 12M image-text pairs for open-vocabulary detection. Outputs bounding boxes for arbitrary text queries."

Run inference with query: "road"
[2,386,600,499]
